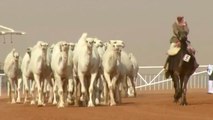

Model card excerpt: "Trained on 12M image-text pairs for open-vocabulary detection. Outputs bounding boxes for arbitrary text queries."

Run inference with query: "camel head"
[26,47,32,57]
[48,44,55,53]
[36,41,48,51]
[11,49,19,62]
[59,41,69,52]
[108,40,125,52]
[85,37,94,50]
[68,42,76,51]
[40,42,48,51]
[93,38,103,48]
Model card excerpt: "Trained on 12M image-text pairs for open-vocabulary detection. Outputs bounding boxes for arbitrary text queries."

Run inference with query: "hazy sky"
[0,0,213,66]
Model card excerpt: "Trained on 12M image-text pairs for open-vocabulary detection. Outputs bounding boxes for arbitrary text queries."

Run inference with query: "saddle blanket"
[167,43,180,56]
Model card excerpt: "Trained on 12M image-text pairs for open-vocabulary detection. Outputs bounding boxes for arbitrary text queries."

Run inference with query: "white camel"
[119,50,136,99]
[43,44,55,104]
[66,42,76,104]
[28,41,48,106]
[51,41,70,108]
[102,40,125,106]
[73,33,101,107]
[3,48,21,104]
[127,53,139,97]
[92,38,108,105]
[21,47,34,103]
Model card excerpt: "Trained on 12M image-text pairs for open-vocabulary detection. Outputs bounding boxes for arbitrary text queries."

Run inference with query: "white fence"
[135,65,208,91]
[0,65,209,96]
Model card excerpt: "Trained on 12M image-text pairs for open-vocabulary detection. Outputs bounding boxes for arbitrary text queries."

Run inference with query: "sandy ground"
[0,89,213,120]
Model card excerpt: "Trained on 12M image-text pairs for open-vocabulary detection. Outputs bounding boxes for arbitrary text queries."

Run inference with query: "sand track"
[0,89,213,120]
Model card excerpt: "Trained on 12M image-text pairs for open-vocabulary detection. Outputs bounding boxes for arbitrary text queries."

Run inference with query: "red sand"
[0,89,213,120]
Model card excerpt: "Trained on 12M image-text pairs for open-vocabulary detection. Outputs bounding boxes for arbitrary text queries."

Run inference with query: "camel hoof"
[11,100,16,104]
[16,98,21,103]
[48,99,53,104]
[30,100,36,105]
[58,103,65,108]
[80,96,85,102]
[110,102,116,106]
[127,88,135,97]
[180,102,188,106]
[67,98,74,105]
[95,98,100,105]
[88,101,95,107]
[53,101,57,105]
[173,99,179,103]
[37,101,45,107]
[24,99,30,104]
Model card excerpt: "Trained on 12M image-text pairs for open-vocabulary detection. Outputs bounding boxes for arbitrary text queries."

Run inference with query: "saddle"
[167,40,195,56]
[167,42,181,56]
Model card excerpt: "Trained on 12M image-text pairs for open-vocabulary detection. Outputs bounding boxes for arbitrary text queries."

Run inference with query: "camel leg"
[110,73,120,106]
[67,77,74,104]
[23,76,29,103]
[62,79,68,107]
[94,75,103,105]
[88,72,98,107]
[11,80,16,104]
[93,77,99,105]
[104,72,115,106]
[128,76,137,97]
[52,80,58,105]
[55,75,64,108]
[46,78,54,104]
[122,75,128,97]
[16,78,22,103]
[180,75,190,106]
[40,80,45,106]
[30,80,36,105]
[112,74,120,105]
[7,81,11,103]
[9,79,16,104]
[78,72,86,103]
[73,77,79,106]
[101,74,109,105]
[34,75,43,106]
[43,79,48,99]
[172,72,181,103]
[115,82,122,104]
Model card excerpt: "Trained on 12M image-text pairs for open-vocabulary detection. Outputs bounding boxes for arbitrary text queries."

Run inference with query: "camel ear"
[122,42,125,48]
[46,43,49,47]
[27,47,32,53]
[69,43,75,49]
[11,48,16,56]
[110,40,117,44]
[26,47,32,56]
[12,48,16,52]
[39,41,43,47]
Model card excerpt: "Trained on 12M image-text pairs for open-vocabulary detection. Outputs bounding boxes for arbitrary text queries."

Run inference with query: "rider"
[164,16,199,75]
